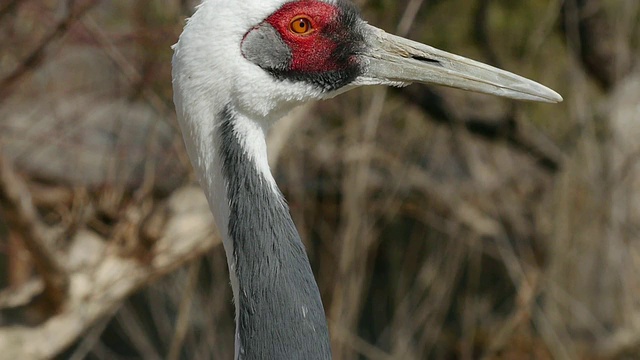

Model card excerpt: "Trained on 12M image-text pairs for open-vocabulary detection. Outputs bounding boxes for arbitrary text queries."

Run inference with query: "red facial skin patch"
[265,1,342,72]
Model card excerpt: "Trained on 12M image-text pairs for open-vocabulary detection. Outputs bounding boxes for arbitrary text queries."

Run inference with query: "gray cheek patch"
[241,23,292,71]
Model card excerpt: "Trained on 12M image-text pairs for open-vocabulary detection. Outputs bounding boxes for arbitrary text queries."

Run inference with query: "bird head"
[172,0,561,126]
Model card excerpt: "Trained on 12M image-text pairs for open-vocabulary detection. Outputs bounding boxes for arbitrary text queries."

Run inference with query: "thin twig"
[167,261,200,360]
[79,15,177,130]
[0,0,99,104]
[397,86,565,172]
[331,323,394,360]
[68,306,120,360]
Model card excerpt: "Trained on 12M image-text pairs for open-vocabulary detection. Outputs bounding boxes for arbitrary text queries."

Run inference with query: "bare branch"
[0,186,218,359]
[0,156,68,311]
[397,85,565,172]
[0,0,99,104]
[167,260,200,360]
[562,0,633,89]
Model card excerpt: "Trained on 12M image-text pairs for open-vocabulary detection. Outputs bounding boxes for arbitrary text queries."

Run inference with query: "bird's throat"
[217,105,332,359]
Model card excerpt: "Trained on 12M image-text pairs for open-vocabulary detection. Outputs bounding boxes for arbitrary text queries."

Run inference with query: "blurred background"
[0,0,639,358]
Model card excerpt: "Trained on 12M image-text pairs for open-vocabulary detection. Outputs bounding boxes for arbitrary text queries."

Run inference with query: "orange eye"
[289,15,314,35]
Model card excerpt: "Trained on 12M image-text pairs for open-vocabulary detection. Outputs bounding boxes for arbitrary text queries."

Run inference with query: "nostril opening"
[411,55,442,66]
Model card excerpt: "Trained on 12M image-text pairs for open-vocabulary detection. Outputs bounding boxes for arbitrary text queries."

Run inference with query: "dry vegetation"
[0,0,639,359]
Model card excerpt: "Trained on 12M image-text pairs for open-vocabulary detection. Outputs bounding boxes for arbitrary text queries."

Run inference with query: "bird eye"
[289,16,314,35]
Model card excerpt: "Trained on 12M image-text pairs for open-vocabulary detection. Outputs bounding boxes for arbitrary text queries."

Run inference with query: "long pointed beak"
[356,25,563,103]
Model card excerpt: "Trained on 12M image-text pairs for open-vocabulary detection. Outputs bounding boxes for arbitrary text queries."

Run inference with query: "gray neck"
[218,105,332,359]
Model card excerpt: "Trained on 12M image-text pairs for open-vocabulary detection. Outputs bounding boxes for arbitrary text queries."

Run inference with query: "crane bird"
[172,0,562,358]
